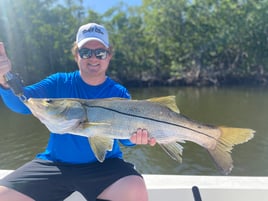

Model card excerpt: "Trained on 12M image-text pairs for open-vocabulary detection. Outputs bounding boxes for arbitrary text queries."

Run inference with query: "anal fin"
[159,142,184,163]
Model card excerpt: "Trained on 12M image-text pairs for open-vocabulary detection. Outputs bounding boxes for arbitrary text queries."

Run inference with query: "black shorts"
[0,158,142,201]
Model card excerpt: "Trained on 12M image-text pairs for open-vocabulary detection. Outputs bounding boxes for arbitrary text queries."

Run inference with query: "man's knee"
[98,175,148,201]
[0,186,34,201]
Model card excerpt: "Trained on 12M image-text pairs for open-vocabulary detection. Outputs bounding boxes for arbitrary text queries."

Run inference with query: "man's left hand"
[130,128,156,146]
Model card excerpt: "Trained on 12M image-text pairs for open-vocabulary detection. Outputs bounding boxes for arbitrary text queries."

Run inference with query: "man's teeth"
[88,63,99,66]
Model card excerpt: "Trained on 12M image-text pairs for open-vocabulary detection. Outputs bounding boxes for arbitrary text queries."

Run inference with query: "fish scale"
[24,96,255,175]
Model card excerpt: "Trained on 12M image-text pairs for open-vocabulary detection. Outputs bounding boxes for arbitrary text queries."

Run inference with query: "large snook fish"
[24,96,254,175]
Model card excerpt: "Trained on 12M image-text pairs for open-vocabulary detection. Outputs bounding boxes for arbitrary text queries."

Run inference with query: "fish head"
[25,98,86,133]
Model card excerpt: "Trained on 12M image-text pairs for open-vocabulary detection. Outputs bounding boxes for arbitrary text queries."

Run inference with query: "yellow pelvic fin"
[146,96,180,113]
[89,136,114,162]
[207,126,255,175]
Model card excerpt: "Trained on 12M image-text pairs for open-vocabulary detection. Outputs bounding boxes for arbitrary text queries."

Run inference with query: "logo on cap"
[82,26,104,35]
[76,23,109,48]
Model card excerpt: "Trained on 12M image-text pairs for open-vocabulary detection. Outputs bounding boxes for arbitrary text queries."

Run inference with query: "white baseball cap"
[76,23,109,48]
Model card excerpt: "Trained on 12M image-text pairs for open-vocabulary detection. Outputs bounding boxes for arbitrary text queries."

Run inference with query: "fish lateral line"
[84,104,217,140]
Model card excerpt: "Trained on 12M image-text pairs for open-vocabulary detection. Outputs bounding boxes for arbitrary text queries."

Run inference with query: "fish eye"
[45,99,53,103]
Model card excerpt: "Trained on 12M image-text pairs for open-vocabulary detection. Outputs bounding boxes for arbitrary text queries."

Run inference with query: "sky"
[84,0,142,13]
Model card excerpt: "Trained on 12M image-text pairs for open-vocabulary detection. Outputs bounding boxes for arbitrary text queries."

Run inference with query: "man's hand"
[0,42,12,88]
[130,128,156,146]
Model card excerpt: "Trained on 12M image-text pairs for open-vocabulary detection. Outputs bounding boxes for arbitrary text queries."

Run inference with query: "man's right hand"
[0,42,12,87]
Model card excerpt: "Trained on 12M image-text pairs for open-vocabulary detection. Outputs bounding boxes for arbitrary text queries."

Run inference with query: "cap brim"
[77,38,109,49]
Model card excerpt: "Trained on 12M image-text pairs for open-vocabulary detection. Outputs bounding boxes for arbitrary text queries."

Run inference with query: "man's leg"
[0,186,34,201]
[97,175,148,201]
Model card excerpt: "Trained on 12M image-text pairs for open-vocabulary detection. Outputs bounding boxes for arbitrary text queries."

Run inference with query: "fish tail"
[208,126,255,175]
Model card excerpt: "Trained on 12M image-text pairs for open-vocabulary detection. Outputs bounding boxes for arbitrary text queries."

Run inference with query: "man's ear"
[74,53,79,62]
[108,52,113,59]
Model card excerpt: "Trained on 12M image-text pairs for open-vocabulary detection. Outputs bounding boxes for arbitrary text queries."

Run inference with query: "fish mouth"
[25,98,86,133]
[30,106,83,133]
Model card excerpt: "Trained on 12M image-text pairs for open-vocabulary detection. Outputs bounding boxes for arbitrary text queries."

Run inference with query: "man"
[0,22,156,201]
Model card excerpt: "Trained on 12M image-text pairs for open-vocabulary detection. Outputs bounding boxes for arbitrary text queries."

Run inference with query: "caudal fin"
[208,127,255,175]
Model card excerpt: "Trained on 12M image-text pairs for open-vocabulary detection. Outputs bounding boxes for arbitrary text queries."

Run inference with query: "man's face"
[76,40,112,79]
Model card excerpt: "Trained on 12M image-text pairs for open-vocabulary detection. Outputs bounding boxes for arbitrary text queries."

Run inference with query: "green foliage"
[0,0,267,86]
[0,0,82,83]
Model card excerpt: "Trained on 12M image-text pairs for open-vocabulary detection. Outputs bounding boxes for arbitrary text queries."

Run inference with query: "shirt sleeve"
[0,86,31,114]
[0,74,58,114]
[119,139,136,147]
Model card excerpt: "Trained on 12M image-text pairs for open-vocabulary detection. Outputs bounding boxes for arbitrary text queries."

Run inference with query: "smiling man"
[0,23,156,201]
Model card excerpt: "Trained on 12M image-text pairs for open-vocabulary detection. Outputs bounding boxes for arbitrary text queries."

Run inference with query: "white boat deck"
[1,170,268,201]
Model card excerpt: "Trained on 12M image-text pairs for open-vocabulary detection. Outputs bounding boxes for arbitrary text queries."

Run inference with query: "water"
[0,86,267,176]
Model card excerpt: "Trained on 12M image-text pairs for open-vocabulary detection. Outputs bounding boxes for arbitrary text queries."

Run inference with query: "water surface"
[0,86,267,176]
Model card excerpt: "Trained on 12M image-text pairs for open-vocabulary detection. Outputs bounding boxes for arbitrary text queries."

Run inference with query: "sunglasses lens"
[95,49,108,60]
[78,48,92,59]
[78,48,109,60]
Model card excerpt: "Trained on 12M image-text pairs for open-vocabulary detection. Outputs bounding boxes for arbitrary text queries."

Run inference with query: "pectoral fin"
[89,136,114,162]
[81,122,111,130]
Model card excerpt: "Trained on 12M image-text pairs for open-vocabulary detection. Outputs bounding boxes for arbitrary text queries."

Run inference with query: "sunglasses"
[78,48,110,60]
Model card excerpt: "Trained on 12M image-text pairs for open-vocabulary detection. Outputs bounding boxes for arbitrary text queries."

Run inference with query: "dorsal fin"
[146,96,180,113]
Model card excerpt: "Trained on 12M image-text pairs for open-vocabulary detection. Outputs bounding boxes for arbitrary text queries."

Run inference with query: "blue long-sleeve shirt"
[0,71,134,164]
